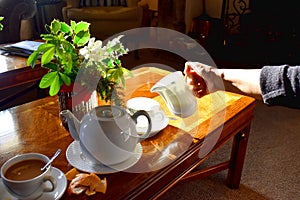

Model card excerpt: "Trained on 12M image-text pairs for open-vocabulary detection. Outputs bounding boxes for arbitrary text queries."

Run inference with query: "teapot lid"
[94,105,124,120]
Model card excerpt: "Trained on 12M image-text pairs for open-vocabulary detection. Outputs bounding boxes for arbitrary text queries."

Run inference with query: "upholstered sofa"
[62,0,143,40]
[0,0,37,44]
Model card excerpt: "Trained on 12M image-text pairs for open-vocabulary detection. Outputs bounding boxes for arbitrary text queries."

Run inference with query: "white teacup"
[1,153,57,200]
[126,97,166,123]
[126,97,167,135]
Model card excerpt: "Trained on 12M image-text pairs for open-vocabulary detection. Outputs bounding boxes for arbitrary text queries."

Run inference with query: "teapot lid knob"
[102,109,114,117]
[95,106,123,119]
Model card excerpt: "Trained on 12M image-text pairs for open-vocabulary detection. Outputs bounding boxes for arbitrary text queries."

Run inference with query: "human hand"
[184,62,224,98]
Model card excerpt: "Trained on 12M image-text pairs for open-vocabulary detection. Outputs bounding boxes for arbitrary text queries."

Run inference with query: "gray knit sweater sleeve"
[260,65,300,108]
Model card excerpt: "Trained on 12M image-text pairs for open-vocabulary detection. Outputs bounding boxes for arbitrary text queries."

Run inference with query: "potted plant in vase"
[27,19,132,122]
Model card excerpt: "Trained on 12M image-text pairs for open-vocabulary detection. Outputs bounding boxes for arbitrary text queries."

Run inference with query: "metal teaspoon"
[41,148,61,171]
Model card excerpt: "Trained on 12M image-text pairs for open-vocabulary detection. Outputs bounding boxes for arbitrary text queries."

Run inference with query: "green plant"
[27,19,132,104]
[0,17,4,31]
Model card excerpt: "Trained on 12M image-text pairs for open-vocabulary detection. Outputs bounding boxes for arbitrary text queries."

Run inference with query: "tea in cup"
[1,153,57,199]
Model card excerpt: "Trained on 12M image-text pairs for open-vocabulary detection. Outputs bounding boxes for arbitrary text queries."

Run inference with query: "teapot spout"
[60,110,80,140]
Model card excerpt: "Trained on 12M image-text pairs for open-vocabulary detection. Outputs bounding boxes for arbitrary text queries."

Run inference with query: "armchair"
[62,0,143,40]
[0,0,37,44]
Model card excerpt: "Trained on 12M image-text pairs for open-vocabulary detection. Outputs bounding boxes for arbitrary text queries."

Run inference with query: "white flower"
[79,37,106,62]
[108,35,123,47]
[79,47,89,59]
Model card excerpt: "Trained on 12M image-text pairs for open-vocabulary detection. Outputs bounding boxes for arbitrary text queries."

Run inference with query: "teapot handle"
[131,110,152,140]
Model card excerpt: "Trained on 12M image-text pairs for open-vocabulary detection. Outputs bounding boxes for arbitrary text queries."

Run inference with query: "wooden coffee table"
[0,67,256,199]
[0,52,48,110]
[0,53,46,90]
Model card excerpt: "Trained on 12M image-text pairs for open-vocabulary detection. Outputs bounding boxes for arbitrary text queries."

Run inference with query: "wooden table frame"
[0,67,256,199]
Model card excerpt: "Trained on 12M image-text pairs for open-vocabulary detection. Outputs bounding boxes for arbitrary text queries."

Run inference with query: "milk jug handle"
[131,110,152,140]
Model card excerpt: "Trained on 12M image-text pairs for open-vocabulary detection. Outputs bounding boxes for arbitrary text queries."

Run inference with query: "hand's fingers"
[184,64,193,80]
[186,61,210,73]
[185,63,201,80]
[193,88,205,98]
[185,63,207,96]
[186,70,208,98]
[184,62,193,73]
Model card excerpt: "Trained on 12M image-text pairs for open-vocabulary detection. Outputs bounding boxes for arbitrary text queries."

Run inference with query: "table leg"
[226,124,251,188]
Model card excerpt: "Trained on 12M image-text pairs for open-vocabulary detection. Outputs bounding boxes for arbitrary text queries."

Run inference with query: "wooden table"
[0,52,48,110]
[0,67,256,199]
[0,53,47,91]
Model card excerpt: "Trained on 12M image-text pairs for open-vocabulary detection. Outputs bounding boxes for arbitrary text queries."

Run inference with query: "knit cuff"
[260,65,287,105]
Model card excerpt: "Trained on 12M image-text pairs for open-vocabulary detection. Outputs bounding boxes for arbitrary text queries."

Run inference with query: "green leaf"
[61,54,74,74]
[62,41,76,54]
[49,74,61,96]
[122,67,133,77]
[111,43,121,51]
[59,72,71,86]
[74,21,90,34]
[107,59,114,68]
[40,33,54,41]
[109,68,123,85]
[44,24,51,33]
[101,58,110,65]
[71,21,76,31]
[27,44,56,68]
[43,62,58,71]
[0,16,3,31]
[115,59,121,66]
[27,51,40,67]
[106,47,113,54]
[120,76,125,87]
[55,47,64,59]
[60,22,71,34]
[39,72,58,89]
[41,47,55,65]
[73,31,90,46]
[50,19,61,34]
[37,43,55,52]
[111,68,125,86]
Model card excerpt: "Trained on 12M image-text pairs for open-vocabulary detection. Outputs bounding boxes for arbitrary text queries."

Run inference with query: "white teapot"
[60,105,151,166]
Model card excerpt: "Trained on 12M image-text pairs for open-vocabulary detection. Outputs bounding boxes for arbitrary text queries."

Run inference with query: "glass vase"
[58,83,98,128]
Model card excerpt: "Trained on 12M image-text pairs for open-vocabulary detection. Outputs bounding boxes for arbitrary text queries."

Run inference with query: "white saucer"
[66,141,142,174]
[137,114,169,137]
[0,167,67,200]
[150,115,169,136]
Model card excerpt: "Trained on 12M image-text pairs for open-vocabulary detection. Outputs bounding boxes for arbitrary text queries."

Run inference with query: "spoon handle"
[41,148,61,171]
